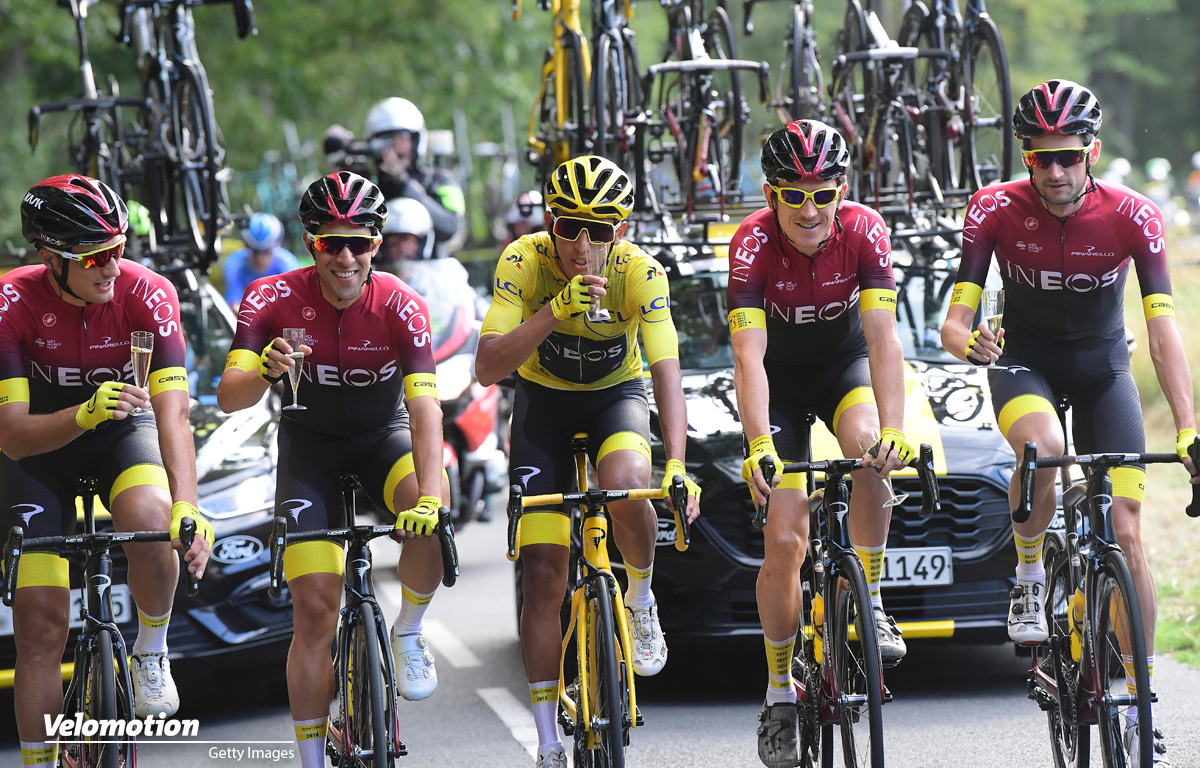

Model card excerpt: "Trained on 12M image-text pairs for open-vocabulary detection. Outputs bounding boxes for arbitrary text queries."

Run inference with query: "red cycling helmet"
[1013,79,1102,140]
[761,120,850,182]
[21,174,128,249]
[298,170,388,235]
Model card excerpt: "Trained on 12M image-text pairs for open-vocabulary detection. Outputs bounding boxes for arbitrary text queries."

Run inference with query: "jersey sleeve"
[1125,198,1175,320]
[225,276,277,373]
[726,219,768,335]
[626,254,678,366]
[856,210,898,314]
[132,274,189,396]
[949,190,998,312]
[388,288,439,401]
[0,299,29,408]
[481,240,537,337]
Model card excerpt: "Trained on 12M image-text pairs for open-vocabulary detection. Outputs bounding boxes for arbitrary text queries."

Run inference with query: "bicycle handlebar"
[834,47,956,67]
[28,97,150,155]
[117,0,255,46]
[754,442,941,529]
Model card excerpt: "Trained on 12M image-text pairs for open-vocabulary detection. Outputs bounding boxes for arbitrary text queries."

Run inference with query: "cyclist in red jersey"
[218,171,450,768]
[941,80,1197,766]
[1,175,213,766]
[727,121,915,768]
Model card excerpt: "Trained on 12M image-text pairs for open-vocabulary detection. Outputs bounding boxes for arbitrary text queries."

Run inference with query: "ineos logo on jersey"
[851,214,891,257]
[28,363,127,387]
[236,278,294,327]
[313,361,398,387]
[961,189,1012,244]
[281,498,313,522]
[0,283,22,323]
[13,503,44,526]
[730,225,770,282]
[131,276,180,337]
[1116,197,1166,254]
[384,291,432,347]
[1005,263,1120,293]
[767,286,860,324]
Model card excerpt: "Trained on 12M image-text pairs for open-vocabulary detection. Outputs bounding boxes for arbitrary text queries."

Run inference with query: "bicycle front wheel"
[788,3,824,121]
[173,64,227,268]
[592,32,632,174]
[695,6,745,206]
[962,16,1012,189]
[342,602,393,767]
[1092,550,1152,768]
[71,629,121,768]
[579,580,628,768]
[829,554,884,767]
[1042,532,1088,768]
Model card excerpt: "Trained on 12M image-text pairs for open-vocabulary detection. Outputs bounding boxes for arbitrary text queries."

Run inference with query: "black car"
[0,272,292,689]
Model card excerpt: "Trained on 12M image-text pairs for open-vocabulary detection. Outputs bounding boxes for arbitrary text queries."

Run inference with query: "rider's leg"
[520,539,571,756]
[282,564,341,768]
[110,478,176,650]
[11,582,69,742]
[756,485,809,704]
[835,400,891,607]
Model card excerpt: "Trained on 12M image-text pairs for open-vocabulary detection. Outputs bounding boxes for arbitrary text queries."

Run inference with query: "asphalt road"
[4,511,1199,767]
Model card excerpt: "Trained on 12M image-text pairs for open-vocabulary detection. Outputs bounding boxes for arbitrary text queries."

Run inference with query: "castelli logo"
[42,313,57,327]
[1025,217,1039,230]
[302,306,316,321]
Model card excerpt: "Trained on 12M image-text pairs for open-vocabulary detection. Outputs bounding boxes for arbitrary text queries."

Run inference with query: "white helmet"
[364,97,427,159]
[1105,157,1131,179]
[243,212,284,251]
[1191,151,1200,171]
[505,190,544,228]
[382,198,434,258]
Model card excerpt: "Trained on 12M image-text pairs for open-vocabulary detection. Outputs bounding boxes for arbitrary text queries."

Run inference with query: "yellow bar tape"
[728,307,766,335]
[1142,293,1175,320]
[859,288,898,314]
[225,348,260,372]
[149,365,189,396]
[950,282,983,311]
[0,377,30,407]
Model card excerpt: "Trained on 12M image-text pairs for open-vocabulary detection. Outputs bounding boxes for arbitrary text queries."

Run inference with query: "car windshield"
[669,265,959,371]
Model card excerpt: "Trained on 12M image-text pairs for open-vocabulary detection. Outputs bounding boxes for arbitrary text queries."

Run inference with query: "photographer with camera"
[323,97,464,260]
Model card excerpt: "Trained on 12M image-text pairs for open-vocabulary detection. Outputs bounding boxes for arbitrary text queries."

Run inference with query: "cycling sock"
[530,680,563,753]
[393,583,436,634]
[624,561,654,606]
[764,633,797,705]
[293,718,328,768]
[132,607,171,654]
[1013,530,1046,582]
[853,544,886,609]
[20,742,57,766]
[1124,655,1155,726]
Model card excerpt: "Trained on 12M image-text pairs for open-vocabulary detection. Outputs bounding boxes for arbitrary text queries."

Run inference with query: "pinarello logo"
[42,313,57,327]
[302,307,316,321]
[1025,217,1039,230]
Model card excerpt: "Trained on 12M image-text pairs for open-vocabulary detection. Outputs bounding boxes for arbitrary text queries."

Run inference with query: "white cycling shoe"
[625,597,668,676]
[131,651,180,718]
[390,627,438,701]
[1007,579,1049,645]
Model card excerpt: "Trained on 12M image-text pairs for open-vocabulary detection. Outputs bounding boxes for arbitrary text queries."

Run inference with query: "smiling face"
[764,177,844,256]
[40,235,124,306]
[1025,134,1100,214]
[305,222,379,308]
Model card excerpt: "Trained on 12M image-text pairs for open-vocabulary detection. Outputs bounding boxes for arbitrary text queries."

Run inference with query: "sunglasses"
[310,233,381,257]
[769,185,841,208]
[1022,146,1092,170]
[44,235,126,269]
[552,216,617,244]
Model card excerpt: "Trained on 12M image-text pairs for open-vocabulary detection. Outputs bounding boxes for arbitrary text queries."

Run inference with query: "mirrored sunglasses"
[311,233,381,256]
[1022,146,1092,170]
[44,235,126,269]
[769,185,841,208]
[552,216,617,244]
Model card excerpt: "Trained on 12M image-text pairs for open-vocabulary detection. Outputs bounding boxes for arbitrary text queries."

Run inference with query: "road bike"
[505,433,691,768]
[754,419,940,767]
[1017,404,1200,768]
[267,475,460,768]
[742,0,824,123]
[3,476,198,768]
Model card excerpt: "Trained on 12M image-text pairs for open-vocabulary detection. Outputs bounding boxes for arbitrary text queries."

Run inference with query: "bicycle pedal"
[396,740,408,756]
[635,707,644,727]
[882,685,893,704]
[558,709,575,736]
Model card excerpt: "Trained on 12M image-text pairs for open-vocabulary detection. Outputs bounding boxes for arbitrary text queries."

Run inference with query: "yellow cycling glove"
[964,329,1004,365]
[741,435,781,491]
[1178,428,1198,463]
[662,458,702,507]
[76,380,128,431]
[550,275,593,321]
[258,340,283,384]
[170,501,215,548]
[395,496,441,536]
[877,427,916,465]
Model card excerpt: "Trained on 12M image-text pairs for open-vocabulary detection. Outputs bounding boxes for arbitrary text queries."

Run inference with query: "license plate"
[0,584,134,637]
[879,547,953,587]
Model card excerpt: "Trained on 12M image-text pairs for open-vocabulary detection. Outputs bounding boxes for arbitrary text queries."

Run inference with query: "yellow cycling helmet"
[544,155,635,222]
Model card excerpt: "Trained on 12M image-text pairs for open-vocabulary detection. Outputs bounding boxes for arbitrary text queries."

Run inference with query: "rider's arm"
[858,223,904,434]
[730,320,771,443]
[406,382,445,500]
[634,260,684,465]
[476,242,558,387]
[941,195,998,362]
[217,277,290,412]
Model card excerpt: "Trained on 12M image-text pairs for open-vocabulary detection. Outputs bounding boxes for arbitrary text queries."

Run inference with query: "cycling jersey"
[225,266,437,437]
[0,261,189,414]
[726,201,897,364]
[951,179,1174,343]
[481,233,679,390]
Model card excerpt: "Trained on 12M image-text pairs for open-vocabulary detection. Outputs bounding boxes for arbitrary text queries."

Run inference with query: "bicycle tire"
[342,602,392,768]
[1042,532,1089,768]
[697,6,744,205]
[829,553,884,767]
[789,3,824,120]
[173,64,225,267]
[586,581,627,768]
[138,69,173,255]
[962,16,1013,189]
[831,0,870,202]
[90,629,121,768]
[1092,550,1152,768]
[592,32,632,174]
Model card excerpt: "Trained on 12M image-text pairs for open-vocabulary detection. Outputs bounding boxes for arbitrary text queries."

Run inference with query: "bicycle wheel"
[961,16,1012,189]
[342,602,393,767]
[788,3,824,121]
[75,629,121,768]
[579,580,627,768]
[1092,550,1152,768]
[828,554,884,767]
[592,32,633,174]
[1042,532,1088,768]
[831,0,871,202]
[697,6,745,204]
[173,64,226,267]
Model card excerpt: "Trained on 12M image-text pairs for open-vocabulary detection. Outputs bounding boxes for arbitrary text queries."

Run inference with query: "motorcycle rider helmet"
[382,197,434,259]
[364,97,428,160]
[505,190,545,238]
[243,212,284,252]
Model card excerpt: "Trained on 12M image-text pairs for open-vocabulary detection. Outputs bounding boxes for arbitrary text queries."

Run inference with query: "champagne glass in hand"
[282,327,307,411]
[582,239,610,323]
[130,331,153,414]
[857,429,909,508]
[981,288,1004,367]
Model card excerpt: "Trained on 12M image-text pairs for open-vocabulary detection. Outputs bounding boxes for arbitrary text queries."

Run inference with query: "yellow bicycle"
[505,432,690,768]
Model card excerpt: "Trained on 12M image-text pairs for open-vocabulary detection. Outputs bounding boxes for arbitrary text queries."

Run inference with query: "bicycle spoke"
[1093,551,1152,768]
[832,558,885,767]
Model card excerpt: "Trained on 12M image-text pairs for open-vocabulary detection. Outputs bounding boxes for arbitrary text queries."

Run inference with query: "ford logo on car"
[211,535,264,564]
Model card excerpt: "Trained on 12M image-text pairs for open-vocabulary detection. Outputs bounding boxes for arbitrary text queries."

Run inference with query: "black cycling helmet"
[761,120,851,182]
[544,155,634,222]
[298,171,388,235]
[1013,79,1102,141]
[21,174,128,249]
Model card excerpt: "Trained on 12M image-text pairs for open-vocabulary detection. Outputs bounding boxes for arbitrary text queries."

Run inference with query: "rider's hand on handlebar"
[870,427,916,475]
[1178,428,1199,482]
[76,380,147,430]
[394,496,441,539]
[170,501,214,579]
[662,458,701,523]
[741,435,781,508]
[964,323,1005,365]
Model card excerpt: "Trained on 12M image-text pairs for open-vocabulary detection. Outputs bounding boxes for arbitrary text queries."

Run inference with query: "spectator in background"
[1101,156,1132,186]
[223,213,299,310]
[502,190,545,249]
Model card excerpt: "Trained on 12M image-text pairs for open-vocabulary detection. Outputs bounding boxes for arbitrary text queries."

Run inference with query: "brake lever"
[506,484,523,562]
[1014,442,1038,524]
[2,526,23,608]
[753,456,774,530]
[670,476,691,552]
[916,443,940,519]
[438,507,459,587]
[267,515,287,599]
[179,517,199,597]
[1187,438,1200,518]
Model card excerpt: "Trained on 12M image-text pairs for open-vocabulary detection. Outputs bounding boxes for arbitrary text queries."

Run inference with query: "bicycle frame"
[515,0,592,170]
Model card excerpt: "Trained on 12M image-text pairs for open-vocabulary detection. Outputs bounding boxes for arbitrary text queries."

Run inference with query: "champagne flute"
[582,238,610,323]
[982,288,1004,368]
[282,327,307,411]
[130,331,153,415]
[857,429,909,508]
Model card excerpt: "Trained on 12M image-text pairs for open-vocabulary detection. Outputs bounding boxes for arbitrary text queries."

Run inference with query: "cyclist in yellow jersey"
[477,156,701,768]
